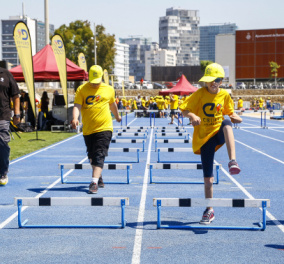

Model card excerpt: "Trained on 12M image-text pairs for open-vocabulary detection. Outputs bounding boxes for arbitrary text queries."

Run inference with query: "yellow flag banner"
[103,69,109,85]
[78,53,87,72]
[13,21,36,116]
[111,75,114,88]
[51,34,67,107]
[122,80,125,98]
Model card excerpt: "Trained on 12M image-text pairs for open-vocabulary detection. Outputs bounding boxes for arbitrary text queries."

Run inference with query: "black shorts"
[170,109,177,116]
[83,131,112,168]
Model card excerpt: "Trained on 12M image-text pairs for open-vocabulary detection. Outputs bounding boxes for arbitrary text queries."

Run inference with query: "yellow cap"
[199,63,225,83]
[89,65,103,84]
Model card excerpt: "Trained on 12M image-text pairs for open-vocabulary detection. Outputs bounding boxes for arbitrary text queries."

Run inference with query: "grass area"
[9,131,76,161]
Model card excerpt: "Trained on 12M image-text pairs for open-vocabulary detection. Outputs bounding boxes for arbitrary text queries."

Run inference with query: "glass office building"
[200,23,237,62]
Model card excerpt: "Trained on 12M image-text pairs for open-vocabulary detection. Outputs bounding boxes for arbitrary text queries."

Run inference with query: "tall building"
[145,48,176,81]
[159,7,200,66]
[200,23,237,62]
[36,21,54,52]
[1,16,54,66]
[120,37,158,81]
[113,42,129,83]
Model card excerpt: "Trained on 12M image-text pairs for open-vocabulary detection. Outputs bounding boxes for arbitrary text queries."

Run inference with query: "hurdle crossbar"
[155,139,191,151]
[156,148,194,163]
[107,148,141,163]
[15,197,129,228]
[114,132,147,138]
[148,163,221,184]
[59,163,132,184]
[153,198,270,231]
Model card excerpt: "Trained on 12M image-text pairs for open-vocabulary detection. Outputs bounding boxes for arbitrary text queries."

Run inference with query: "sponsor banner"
[13,22,36,116]
[78,52,87,72]
[103,69,109,85]
[51,34,67,106]
[122,80,125,98]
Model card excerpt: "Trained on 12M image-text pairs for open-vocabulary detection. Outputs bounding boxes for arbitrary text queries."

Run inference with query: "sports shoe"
[228,160,241,175]
[98,175,104,188]
[0,174,8,186]
[88,182,98,194]
[200,209,215,225]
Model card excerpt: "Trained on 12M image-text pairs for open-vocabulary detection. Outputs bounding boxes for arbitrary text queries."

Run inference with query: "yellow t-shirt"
[238,99,243,108]
[156,98,165,110]
[179,87,234,154]
[170,95,179,109]
[74,82,115,135]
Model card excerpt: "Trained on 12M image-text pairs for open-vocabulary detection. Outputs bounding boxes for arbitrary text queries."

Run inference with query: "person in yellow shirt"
[72,65,121,194]
[121,97,127,110]
[169,93,181,124]
[156,96,165,118]
[237,97,243,110]
[180,63,242,225]
[259,97,264,109]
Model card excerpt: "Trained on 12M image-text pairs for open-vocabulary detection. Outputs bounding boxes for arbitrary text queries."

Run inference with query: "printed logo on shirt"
[216,103,222,113]
[85,95,102,105]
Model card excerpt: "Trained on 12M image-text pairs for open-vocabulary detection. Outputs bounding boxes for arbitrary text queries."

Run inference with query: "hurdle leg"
[60,165,66,184]
[260,201,267,231]
[126,112,128,126]
[137,149,140,163]
[261,112,263,127]
[157,149,161,163]
[127,165,130,184]
[17,200,28,228]
[120,112,123,126]
[149,165,153,183]
[214,165,220,184]
[121,199,126,228]
[157,200,161,229]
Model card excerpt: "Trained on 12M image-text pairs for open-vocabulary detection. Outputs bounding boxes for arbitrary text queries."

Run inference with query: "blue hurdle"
[15,197,129,228]
[107,148,141,163]
[153,198,270,231]
[59,163,132,184]
[148,163,220,184]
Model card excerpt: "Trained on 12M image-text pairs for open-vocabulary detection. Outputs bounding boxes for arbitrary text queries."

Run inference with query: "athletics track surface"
[0,112,283,264]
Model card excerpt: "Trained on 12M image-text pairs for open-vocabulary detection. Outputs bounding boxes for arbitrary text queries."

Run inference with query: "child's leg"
[223,121,236,160]
[200,137,217,210]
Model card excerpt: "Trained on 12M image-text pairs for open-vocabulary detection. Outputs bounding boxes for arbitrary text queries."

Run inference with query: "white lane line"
[0,156,88,229]
[220,165,284,233]
[268,128,284,133]
[236,139,284,164]
[239,129,284,144]
[131,128,153,264]
[10,134,82,165]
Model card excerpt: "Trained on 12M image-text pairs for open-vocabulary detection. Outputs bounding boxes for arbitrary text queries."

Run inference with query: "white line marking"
[236,139,284,164]
[0,157,88,229]
[10,134,82,165]
[220,165,284,233]
[131,128,153,264]
[239,129,284,144]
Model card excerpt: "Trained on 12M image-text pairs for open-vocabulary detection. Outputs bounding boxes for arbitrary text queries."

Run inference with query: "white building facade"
[145,49,176,81]
[113,42,129,83]
[159,7,200,66]
[215,34,236,87]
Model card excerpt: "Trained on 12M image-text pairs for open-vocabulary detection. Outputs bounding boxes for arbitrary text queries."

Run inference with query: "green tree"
[269,61,280,85]
[200,60,214,73]
[54,20,116,73]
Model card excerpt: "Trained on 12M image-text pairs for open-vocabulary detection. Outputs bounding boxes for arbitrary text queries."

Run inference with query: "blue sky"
[1,0,284,47]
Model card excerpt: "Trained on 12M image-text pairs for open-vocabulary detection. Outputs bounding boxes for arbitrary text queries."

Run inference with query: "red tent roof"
[10,45,88,82]
[159,75,197,96]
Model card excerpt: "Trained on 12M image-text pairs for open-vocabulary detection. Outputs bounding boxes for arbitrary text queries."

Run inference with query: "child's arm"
[182,110,201,126]
[229,112,242,123]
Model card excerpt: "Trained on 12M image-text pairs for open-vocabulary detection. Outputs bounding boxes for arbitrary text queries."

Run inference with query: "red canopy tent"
[159,75,197,96]
[10,45,88,82]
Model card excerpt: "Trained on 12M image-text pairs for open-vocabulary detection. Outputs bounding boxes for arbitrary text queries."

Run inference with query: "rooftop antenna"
[22,2,25,18]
